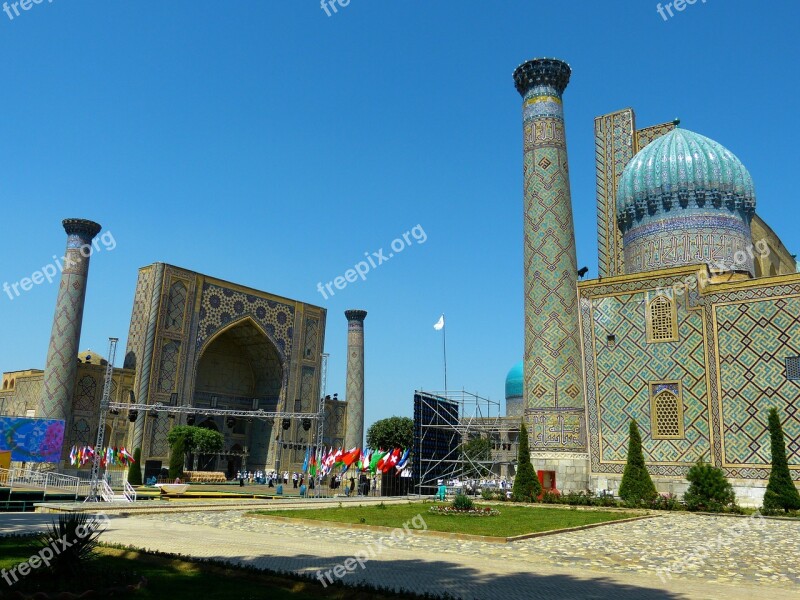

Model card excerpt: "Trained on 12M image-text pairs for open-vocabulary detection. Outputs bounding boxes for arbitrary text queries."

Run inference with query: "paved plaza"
[2,506,798,599]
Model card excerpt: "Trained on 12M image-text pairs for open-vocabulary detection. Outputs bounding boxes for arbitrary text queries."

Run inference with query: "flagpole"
[443,316,448,392]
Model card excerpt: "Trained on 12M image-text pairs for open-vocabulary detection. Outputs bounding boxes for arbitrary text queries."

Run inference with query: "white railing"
[99,479,115,502]
[123,480,136,503]
[0,467,80,500]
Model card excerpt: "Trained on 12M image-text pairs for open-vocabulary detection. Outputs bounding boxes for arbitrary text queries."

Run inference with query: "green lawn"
[252,502,640,537]
[0,537,399,599]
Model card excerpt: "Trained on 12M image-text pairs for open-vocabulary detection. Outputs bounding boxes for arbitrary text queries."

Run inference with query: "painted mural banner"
[0,417,65,462]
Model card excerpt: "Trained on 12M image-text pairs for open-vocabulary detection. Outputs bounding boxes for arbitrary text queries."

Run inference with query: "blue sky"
[1,1,798,431]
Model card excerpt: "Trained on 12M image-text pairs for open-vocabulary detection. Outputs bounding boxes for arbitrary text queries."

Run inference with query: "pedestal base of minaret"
[529,452,590,493]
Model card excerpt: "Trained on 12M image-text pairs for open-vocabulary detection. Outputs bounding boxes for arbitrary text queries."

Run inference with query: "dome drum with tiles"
[616,128,757,275]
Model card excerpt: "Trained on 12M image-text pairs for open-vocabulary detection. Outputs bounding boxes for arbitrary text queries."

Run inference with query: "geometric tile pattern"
[581,269,800,481]
[594,109,635,278]
[635,120,677,152]
[516,61,583,453]
[303,317,319,361]
[164,281,187,332]
[344,310,366,450]
[583,282,709,474]
[713,295,800,471]
[38,220,102,433]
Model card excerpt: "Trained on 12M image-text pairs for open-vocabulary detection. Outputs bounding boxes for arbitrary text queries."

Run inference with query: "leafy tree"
[763,408,800,513]
[461,437,492,477]
[366,416,413,450]
[167,425,224,472]
[618,420,657,506]
[511,421,541,502]
[126,447,142,486]
[683,460,736,512]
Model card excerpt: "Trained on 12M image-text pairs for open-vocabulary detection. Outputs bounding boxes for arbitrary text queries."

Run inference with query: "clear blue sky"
[1,1,798,431]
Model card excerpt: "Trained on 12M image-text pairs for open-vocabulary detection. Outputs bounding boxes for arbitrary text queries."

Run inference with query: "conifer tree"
[618,419,657,505]
[763,408,800,513]
[511,421,542,502]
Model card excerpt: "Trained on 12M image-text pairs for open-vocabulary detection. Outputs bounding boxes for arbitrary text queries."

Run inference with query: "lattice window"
[74,376,97,412]
[787,356,800,381]
[647,294,678,343]
[164,281,188,332]
[157,340,181,393]
[649,383,685,439]
[72,418,91,445]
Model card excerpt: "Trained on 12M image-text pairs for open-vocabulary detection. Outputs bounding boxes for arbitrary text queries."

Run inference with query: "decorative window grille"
[787,356,800,381]
[647,294,678,343]
[649,382,685,439]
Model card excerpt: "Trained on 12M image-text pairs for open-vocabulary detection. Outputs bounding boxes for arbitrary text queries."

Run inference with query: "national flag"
[69,445,77,466]
[381,447,402,473]
[395,448,410,471]
[342,447,360,468]
[309,452,318,477]
[302,446,311,473]
[370,450,387,474]
[433,315,444,331]
[357,450,370,471]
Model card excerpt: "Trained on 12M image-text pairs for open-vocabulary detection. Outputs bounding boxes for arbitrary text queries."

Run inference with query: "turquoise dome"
[505,362,523,399]
[617,128,756,229]
[616,128,757,275]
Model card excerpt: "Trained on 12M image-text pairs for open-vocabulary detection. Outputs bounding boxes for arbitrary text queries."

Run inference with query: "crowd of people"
[233,470,316,489]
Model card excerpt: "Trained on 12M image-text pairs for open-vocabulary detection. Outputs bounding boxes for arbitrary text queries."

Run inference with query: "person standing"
[292,472,298,488]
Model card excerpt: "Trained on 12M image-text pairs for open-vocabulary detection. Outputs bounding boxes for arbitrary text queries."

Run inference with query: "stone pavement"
[2,510,799,599]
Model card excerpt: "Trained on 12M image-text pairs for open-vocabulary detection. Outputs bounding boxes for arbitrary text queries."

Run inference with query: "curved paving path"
[2,510,798,599]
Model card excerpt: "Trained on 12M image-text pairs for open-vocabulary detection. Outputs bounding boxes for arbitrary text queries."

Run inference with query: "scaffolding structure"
[412,389,507,493]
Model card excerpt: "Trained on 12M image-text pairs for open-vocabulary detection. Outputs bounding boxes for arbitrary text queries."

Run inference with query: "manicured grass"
[0,537,400,599]
[252,502,640,537]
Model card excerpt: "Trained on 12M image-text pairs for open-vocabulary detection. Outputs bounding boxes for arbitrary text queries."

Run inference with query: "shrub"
[763,408,800,513]
[452,494,474,511]
[651,492,682,511]
[618,420,658,506]
[480,488,494,501]
[35,513,104,580]
[511,422,542,503]
[168,433,186,480]
[683,461,737,512]
[127,448,143,486]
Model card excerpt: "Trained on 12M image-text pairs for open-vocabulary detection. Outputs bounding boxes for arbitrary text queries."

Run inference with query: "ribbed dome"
[617,128,756,232]
[505,362,523,399]
[505,361,524,418]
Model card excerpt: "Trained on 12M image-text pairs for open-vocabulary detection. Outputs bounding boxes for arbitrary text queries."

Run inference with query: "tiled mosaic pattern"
[518,63,584,452]
[344,310,366,450]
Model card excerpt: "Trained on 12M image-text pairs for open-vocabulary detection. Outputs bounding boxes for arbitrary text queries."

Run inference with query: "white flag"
[433,315,445,330]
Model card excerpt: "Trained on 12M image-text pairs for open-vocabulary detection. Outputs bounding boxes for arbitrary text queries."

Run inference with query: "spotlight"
[186,414,196,425]
[128,410,138,422]
[226,417,236,429]
[282,418,291,430]
[110,408,120,416]
[578,266,589,278]
[302,419,311,431]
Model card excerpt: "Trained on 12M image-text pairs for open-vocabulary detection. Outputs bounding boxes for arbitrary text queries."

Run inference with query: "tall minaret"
[38,219,102,452]
[513,59,584,447]
[344,309,367,450]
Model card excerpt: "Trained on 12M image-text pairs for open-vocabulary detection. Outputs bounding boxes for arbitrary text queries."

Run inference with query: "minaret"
[513,59,584,445]
[38,219,102,451]
[344,309,367,450]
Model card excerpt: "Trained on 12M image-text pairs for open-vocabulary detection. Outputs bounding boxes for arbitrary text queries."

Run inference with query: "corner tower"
[513,59,587,469]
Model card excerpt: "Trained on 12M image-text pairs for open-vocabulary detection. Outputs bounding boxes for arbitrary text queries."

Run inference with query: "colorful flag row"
[303,446,410,477]
[68,445,135,467]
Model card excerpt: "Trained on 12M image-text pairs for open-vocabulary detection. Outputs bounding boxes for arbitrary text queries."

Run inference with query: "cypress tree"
[618,419,657,506]
[512,421,542,502]
[168,434,186,480]
[127,447,143,486]
[763,408,800,513]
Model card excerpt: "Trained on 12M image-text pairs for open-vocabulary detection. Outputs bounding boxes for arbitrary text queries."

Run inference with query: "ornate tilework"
[344,310,366,449]
[595,109,635,278]
[516,61,583,440]
[635,120,677,152]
